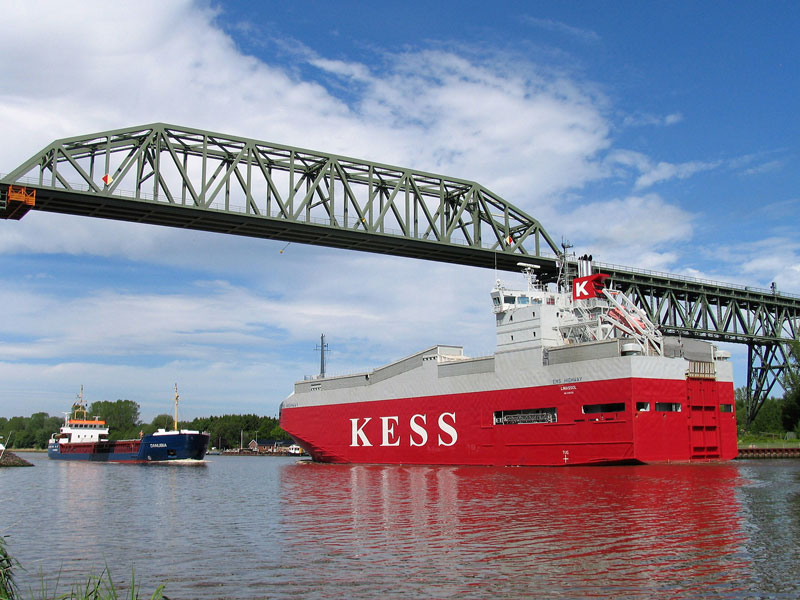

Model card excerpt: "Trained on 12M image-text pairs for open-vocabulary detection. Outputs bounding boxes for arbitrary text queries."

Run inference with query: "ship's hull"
[47,432,210,462]
[281,376,737,466]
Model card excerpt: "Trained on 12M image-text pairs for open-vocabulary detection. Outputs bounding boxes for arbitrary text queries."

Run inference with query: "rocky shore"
[0,451,34,467]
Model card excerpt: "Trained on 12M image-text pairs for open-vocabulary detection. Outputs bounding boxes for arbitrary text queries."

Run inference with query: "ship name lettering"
[149,443,167,448]
[349,412,458,448]
[437,412,457,446]
[380,416,400,447]
[409,414,428,447]
[350,417,373,447]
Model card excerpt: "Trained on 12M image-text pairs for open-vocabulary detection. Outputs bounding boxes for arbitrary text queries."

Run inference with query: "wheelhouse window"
[636,402,650,411]
[655,402,681,412]
[719,404,733,413]
[494,408,557,425]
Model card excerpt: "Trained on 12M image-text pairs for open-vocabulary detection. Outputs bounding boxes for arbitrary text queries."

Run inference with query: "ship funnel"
[577,254,593,278]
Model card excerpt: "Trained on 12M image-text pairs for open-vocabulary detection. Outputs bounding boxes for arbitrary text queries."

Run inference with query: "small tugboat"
[48,385,209,462]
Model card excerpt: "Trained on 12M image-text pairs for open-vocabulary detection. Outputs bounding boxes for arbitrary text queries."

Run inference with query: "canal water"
[2,454,799,599]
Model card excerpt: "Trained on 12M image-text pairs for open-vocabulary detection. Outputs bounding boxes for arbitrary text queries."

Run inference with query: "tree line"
[0,399,289,450]
[736,389,800,436]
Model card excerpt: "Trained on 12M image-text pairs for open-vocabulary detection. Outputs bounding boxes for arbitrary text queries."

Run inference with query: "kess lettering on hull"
[350,413,457,447]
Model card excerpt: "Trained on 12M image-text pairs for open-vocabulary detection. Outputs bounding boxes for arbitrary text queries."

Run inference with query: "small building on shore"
[247,439,298,454]
[248,438,273,453]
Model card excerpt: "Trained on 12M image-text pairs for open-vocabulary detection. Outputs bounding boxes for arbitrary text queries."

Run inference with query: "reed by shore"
[1,535,165,600]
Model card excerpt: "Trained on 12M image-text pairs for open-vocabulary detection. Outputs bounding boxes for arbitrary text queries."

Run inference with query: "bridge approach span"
[1,123,798,425]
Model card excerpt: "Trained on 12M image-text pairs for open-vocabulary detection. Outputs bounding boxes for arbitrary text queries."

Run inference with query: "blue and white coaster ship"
[48,385,209,463]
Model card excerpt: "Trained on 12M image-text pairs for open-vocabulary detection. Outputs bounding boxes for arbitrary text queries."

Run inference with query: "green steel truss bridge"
[1,123,798,425]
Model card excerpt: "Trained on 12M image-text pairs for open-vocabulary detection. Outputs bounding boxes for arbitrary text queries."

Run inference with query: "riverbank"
[737,446,800,459]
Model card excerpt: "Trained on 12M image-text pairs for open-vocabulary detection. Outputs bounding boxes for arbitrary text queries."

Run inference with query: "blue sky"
[0,1,798,420]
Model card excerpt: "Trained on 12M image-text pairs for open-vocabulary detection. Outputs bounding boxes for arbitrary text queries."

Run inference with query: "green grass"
[1,535,20,600]
[0,536,165,600]
[738,433,800,448]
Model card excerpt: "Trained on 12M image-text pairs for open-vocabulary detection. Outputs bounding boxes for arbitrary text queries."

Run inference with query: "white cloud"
[603,150,722,190]
[0,253,497,417]
[694,237,800,294]
[0,359,290,420]
[782,264,800,293]
[622,112,684,127]
[742,160,786,176]
[4,256,493,355]
[521,17,601,44]
[2,6,613,212]
[634,159,721,189]
[293,47,613,204]
[555,193,694,269]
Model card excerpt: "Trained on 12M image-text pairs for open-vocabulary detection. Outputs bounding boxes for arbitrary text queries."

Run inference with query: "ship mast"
[557,240,575,292]
[316,334,329,378]
[173,383,179,431]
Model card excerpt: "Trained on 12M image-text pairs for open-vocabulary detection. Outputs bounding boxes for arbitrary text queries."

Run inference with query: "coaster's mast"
[173,383,179,431]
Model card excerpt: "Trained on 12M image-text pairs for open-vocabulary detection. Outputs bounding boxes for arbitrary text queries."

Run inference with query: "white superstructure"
[50,386,109,445]
[285,256,731,411]
[493,256,663,357]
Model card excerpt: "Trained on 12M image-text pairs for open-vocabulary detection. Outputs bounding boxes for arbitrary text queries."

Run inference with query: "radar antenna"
[557,239,575,292]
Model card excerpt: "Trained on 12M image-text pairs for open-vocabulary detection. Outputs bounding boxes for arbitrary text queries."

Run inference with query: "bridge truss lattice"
[0,123,560,272]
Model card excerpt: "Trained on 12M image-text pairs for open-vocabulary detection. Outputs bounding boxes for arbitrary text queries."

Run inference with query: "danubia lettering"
[349,412,457,447]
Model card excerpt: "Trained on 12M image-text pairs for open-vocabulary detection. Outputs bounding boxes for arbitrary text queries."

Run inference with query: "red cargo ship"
[280,256,737,466]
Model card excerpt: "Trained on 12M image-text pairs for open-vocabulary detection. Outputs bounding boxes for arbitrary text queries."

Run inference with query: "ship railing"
[592,260,800,300]
[686,361,716,379]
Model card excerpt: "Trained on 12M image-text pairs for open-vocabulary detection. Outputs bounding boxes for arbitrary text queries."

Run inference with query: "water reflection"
[5,455,799,599]
[279,463,750,598]
[736,461,800,596]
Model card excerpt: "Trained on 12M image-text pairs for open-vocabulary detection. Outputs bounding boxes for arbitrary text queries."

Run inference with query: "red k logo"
[572,273,609,300]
